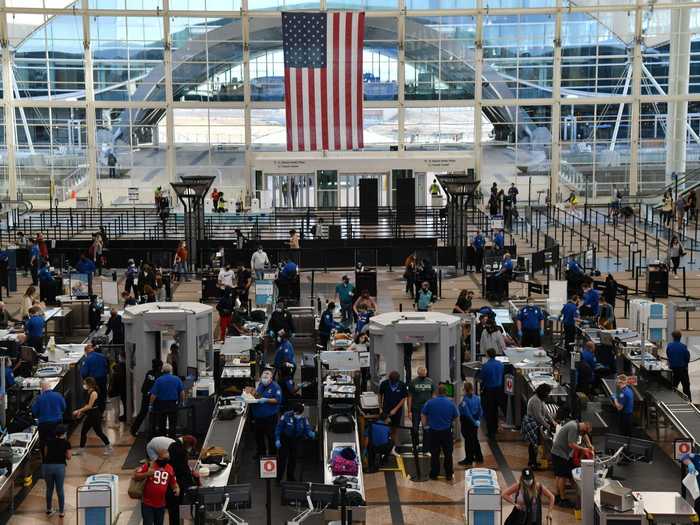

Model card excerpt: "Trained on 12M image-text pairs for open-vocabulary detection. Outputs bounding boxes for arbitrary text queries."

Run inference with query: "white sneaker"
[72,448,84,455]
[103,445,114,455]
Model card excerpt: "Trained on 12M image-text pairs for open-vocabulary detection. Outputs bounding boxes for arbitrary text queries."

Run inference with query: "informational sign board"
[504,374,514,395]
[102,280,119,306]
[255,280,274,306]
[675,439,694,460]
[260,457,277,479]
[128,187,139,203]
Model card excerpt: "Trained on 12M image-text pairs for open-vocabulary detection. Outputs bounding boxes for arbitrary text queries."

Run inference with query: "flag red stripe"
[321,65,329,150]
[284,69,293,151]
[356,13,365,149]
[296,68,305,151]
[344,13,353,149]
[308,69,317,151]
[332,12,341,152]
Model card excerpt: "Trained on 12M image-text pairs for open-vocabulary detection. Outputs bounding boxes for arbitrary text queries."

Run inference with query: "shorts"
[552,454,573,478]
[387,411,403,428]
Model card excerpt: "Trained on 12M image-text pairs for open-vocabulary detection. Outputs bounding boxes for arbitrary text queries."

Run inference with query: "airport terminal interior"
[1,0,700,524]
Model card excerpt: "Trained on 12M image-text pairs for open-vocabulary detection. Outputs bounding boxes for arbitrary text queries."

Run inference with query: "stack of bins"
[464,468,501,525]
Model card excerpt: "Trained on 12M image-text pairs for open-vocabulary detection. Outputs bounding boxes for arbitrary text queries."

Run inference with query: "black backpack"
[328,414,354,434]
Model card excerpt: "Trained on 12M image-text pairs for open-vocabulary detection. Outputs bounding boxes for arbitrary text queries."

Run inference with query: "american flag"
[282,11,365,152]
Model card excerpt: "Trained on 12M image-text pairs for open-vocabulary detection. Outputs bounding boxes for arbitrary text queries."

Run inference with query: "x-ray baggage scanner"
[368,311,461,385]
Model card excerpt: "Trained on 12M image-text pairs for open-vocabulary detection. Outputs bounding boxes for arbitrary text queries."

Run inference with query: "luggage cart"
[464,468,501,525]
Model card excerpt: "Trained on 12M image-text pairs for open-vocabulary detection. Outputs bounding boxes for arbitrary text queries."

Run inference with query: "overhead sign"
[260,457,277,479]
[675,439,694,460]
[504,374,514,395]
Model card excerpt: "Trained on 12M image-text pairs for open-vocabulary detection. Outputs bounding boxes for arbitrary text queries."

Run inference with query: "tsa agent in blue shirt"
[494,230,505,252]
[580,341,598,381]
[3,366,14,389]
[280,260,298,280]
[274,403,315,482]
[560,296,580,348]
[251,370,282,457]
[32,380,66,452]
[582,284,600,316]
[273,330,296,371]
[149,363,184,438]
[458,381,484,465]
[480,348,504,439]
[367,417,393,472]
[516,298,545,347]
[76,254,96,275]
[421,385,459,480]
[473,231,486,272]
[80,343,109,410]
[612,374,634,436]
[318,302,343,349]
[497,253,513,276]
[568,259,583,275]
[379,371,408,442]
[667,330,692,400]
[24,306,45,354]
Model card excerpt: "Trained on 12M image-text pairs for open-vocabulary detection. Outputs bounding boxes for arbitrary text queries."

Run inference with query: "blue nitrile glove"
[309,431,316,439]
[540,329,545,337]
[688,463,697,475]
[275,440,282,449]
[475,420,480,428]
[517,331,523,339]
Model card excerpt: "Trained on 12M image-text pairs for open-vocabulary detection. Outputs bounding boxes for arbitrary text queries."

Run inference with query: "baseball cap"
[521,468,534,481]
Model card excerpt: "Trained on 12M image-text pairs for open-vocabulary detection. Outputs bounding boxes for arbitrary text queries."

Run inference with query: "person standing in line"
[335,275,355,326]
[508,183,519,205]
[174,241,190,282]
[407,367,435,439]
[676,194,687,227]
[32,380,66,457]
[125,259,138,295]
[522,384,556,470]
[472,230,485,273]
[149,363,184,438]
[72,377,112,455]
[42,424,71,518]
[669,235,684,279]
[421,384,459,481]
[480,348,504,439]
[134,448,180,525]
[667,330,691,400]
[458,381,483,466]
[379,370,408,445]
[30,237,41,285]
[251,246,270,280]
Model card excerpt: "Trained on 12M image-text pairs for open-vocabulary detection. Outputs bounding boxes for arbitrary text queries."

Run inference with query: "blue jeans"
[176,262,189,281]
[42,464,65,512]
[255,269,265,280]
[141,503,166,525]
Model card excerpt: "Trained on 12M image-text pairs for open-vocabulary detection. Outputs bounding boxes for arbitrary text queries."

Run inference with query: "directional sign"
[675,439,694,461]
[260,457,277,479]
[504,374,514,395]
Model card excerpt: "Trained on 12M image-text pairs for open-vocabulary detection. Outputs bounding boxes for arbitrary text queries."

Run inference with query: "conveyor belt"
[323,416,366,518]
[197,403,248,487]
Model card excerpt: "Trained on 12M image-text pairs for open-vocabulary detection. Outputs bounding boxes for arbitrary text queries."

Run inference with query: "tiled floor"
[2,257,693,524]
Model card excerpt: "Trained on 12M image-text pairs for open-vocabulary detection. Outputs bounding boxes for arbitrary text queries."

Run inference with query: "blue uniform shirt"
[617,385,634,414]
[568,260,583,275]
[280,261,298,279]
[369,422,391,446]
[459,394,482,426]
[478,306,495,319]
[480,358,504,389]
[25,315,45,338]
[32,390,66,424]
[4,367,14,388]
[494,232,505,250]
[252,381,282,419]
[421,396,459,431]
[38,266,53,283]
[681,453,700,472]
[274,340,296,368]
[76,259,96,275]
[473,234,485,250]
[584,288,600,316]
[80,351,108,380]
[667,341,690,369]
[319,310,341,336]
[275,411,315,441]
[501,259,513,273]
[30,244,40,260]
[149,373,183,401]
[560,302,579,326]
[518,306,544,331]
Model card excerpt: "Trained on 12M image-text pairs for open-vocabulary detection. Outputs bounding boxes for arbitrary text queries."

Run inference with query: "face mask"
[294,414,304,419]
[258,248,262,252]
[277,337,282,343]
[156,459,168,466]
[261,377,271,386]
[527,302,533,307]
[83,385,88,390]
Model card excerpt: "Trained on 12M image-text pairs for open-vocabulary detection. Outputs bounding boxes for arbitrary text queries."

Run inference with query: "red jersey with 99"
[138,462,177,508]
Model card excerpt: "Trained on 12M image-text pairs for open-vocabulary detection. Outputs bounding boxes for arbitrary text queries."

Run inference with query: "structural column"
[397,1,406,150]
[0,2,17,201]
[81,0,98,206]
[473,6,483,186]
[666,6,691,182]
[243,2,253,194]
[163,0,176,184]
[628,1,643,196]
[550,2,562,203]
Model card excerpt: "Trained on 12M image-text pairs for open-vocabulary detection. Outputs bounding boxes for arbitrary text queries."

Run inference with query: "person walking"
[407,367,435,439]
[131,359,162,436]
[174,241,189,282]
[421,384,459,481]
[667,330,691,400]
[502,468,555,525]
[42,424,71,518]
[522,384,555,470]
[149,363,184,438]
[480,348,504,439]
[662,191,673,226]
[335,275,356,326]
[379,370,408,444]
[251,246,270,280]
[125,259,138,294]
[275,403,316,482]
[669,235,684,278]
[73,377,112,455]
[134,448,180,525]
[415,281,435,312]
[458,381,483,466]
[403,254,417,298]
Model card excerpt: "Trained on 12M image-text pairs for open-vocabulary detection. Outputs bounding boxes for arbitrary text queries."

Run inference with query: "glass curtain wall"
[0,1,699,206]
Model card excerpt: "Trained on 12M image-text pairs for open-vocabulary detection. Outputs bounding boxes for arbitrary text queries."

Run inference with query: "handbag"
[504,507,527,525]
[128,476,145,500]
